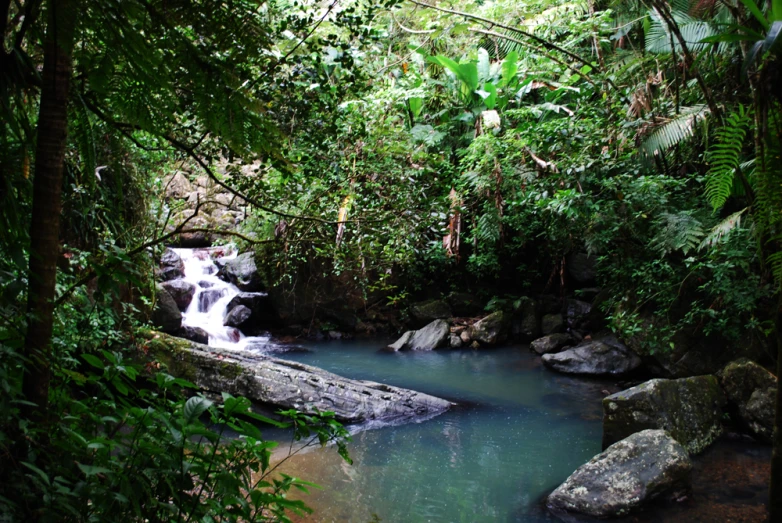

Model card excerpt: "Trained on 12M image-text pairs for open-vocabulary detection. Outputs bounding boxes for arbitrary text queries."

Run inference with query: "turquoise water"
[272,340,616,523]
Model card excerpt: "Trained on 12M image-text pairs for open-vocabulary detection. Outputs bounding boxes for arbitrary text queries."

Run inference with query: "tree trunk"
[22,0,78,415]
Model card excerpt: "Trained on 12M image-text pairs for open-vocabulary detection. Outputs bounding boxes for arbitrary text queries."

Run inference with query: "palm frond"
[640,105,710,159]
[699,208,748,250]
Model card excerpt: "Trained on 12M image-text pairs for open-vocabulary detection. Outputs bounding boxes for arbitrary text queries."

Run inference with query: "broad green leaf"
[482,82,498,110]
[457,62,479,91]
[82,354,104,369]
[477,48,491,82]
[500,51,518,88]
[740,0,770,30]
[77,464,112,477]
[407,96,424,117]
[183,396,213,424]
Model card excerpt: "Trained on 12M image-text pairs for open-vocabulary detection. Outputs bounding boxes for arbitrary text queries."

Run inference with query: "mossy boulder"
[530,333,573,355]
[470,311,510,345]
[602,375,726,454]
[151,284,182,333]
[718,359,777,442]
[547,429,691,518]
[541,313,564,335]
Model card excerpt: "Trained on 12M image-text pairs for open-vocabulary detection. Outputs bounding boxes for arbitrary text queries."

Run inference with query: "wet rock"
[225,292,276,332]
[513,297,540,341]
[547,429,691,518]
[217,252,263,292]
[470,311,510,345]
[459,330,472,344]
[199,288,226,313]
[176,325,209,344]
[158,248,185,281]
[328,331,343,340]
[470,341,480,349]
[224,305,252,328]
[388,320,450,351]
[542,340,642,376]
[450,335,463,348]
[145,332,455,424]
[198,280,214,288]
[719,359,777,442]
[164,171,193,199]
[567,251,597,284]
[447,292,483,317]
[541,313,564,335]
[161,280,196,310]
[409,300,452,327]
[530,333,573,355]
[602,375,726,454]
[565,299,592,328]
[152,284,182,333]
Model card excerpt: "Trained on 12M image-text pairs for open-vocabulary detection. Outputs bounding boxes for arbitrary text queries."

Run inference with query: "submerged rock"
[199,288,227,313]
[530,333,573,355]
[719,359,777,442]
[152,284,182,333]
[387,331,413,352]
[161,279,196,310]
[470,311,509,345]
[217,252,263,292]
[602,375,726,454]
[547,429,691,518]
[145,332,454,424]
[542,340,641,376]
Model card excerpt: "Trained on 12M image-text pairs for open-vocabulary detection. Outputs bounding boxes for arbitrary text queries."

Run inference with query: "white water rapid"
[171,246,272,351]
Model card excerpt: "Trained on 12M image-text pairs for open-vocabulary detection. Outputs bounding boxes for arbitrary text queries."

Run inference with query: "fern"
[641,105,710,159]
[652,211,705,255]
[475,211,501,244]
[699,208,748,250]
[704,106,751,211]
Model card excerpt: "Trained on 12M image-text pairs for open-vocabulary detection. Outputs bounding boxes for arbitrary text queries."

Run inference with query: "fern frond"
[640,105,710,159]
[475,212,501,244]
[652,211,705,255]
[704,106,751,211]
[698,208,747,250]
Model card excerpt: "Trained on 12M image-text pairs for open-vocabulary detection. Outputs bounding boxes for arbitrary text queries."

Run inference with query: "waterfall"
[171,247,272,351]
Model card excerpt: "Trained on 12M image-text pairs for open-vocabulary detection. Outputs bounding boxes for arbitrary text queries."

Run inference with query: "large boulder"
[158,248,185,281]
[226,292,277,331]
[409,300,452,327]
[541,313,564,335]
[387,320,450,351]
[224,305,252,329]
[513,297,540,341]
[530,333,573,355]
[160,280,196,311]
[217,252,263,292]
[470,311,510,345]
[152,284,182,333]
[542,340,641,376]
[567,251,597,284]
[602,375,726,454]
[145,332,454,424]
[164,171,193,199]
[718,359,777,442]
[176,325,209,345]
[547,429,691,518]
[565,299,592,329]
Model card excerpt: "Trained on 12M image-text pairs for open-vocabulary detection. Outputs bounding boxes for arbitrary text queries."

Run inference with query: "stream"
[171,247,771,522]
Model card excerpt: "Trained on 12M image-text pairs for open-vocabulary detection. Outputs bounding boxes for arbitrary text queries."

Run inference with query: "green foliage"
[704,106,752,211]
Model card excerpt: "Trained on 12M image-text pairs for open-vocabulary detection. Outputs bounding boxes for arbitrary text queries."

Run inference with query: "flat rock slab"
[548,429,692,518]
[603,375,726,454]
[542,340,641,376]
[146,332,454,424]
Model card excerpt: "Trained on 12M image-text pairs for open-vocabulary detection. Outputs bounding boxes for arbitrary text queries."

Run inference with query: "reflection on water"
[266,340,770,523]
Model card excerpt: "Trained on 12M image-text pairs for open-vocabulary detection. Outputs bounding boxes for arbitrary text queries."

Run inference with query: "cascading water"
[171,246,273,351]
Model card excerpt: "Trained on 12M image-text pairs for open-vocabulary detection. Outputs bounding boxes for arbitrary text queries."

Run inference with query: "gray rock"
[718,359,777,442]
[146,332,454,424]
[152,284,182,333]
[387,331,414,351]
[470,311,509,345]
[164,171,193,199]
[198,288,227,313]
[530,333,573,355]
[217,252,263,292]
[567,251,597,284]
[328,331,343,340]
[459,330,472,344]
[542,341,642,376]
[603,376,726,454]
[541,313,564,335]
[226,292,276,331]
[224,305,252,328]
[565,299,592,328]
[449,335,463,348]
[547,429,691,518]
[407,319,450,351]
[158,248,185,281]
[161,280,196,310]
[409,300,452,327]
[514,297,540,341]
[176,325,209,344]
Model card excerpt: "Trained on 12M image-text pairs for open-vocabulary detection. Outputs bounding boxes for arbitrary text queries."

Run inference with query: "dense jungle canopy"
[2,0,782,521]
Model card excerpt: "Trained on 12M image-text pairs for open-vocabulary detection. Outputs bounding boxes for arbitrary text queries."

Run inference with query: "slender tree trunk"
[23,0,78,415]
